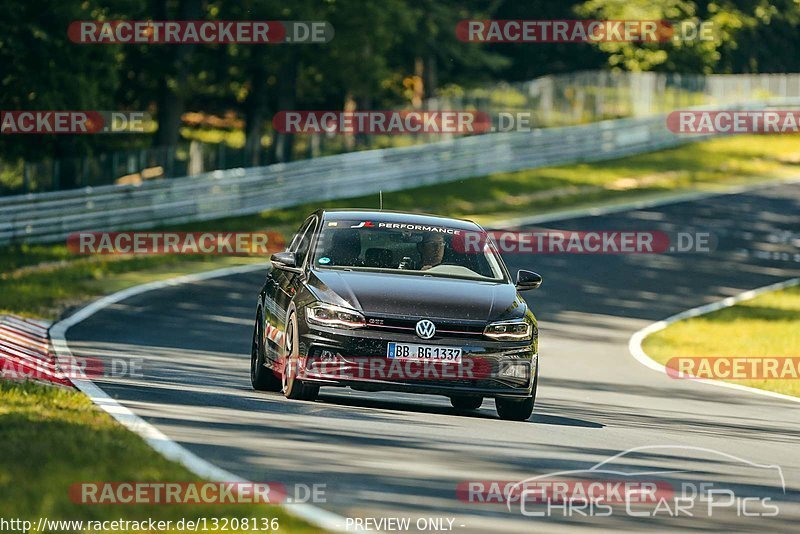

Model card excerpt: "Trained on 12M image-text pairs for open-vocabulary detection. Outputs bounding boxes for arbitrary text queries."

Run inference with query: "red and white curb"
[0,315,72,386]
[629,277,800,404]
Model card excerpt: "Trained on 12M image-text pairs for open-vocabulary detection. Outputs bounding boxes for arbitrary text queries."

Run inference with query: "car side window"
[293,218,318,267]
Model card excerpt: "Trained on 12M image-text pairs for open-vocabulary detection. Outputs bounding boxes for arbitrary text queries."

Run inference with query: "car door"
[262,216,318,363]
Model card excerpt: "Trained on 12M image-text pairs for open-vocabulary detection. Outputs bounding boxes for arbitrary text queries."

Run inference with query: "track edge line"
[49,262,357,533]
[628,277,800,405]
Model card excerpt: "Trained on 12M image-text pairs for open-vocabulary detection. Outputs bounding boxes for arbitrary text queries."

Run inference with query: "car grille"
[364,315,486,338]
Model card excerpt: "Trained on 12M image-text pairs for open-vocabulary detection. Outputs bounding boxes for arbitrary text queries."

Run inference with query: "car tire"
[450,396,483,410]
[495,365,538,421]
[251,310,281,391]
[282,312,319,401]
[495,396,534,421]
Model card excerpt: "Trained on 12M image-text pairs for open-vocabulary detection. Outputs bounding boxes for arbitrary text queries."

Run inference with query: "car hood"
[307,269,525,322]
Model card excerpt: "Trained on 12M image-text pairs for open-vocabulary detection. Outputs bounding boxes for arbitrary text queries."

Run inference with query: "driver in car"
[417,233,446,270]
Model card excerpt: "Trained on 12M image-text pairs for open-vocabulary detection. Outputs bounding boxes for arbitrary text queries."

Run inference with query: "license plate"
[387,342,462,362]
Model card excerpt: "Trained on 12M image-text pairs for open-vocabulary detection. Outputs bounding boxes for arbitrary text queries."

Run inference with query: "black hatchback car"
[250,209,542,420]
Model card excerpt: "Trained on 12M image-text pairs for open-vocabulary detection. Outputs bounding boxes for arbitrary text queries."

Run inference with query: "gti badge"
[415,319,436,339]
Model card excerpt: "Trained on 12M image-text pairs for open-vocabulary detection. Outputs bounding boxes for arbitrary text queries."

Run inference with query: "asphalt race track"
[66,182,800,533]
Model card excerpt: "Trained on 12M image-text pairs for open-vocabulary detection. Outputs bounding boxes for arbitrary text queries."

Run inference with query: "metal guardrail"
[6,72,800,197]
[0,103,780,246]
[437,72,800,124]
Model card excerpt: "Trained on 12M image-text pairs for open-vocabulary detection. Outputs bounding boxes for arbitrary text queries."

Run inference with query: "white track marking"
[491,175,800,228]
[49,263,362,533]
[628,277,800,404]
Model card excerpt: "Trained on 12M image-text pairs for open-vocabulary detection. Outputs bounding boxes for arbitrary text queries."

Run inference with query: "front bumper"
[297,321,537,398]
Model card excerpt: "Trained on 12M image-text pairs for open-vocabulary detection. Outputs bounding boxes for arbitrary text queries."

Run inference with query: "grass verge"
[0,381,318,533]
[642,285,800,398]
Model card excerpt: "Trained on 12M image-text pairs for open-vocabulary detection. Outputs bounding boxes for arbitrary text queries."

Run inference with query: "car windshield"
[312,220,506,281]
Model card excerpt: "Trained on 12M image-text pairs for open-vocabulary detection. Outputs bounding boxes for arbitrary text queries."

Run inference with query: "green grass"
[2,133,800,321]
[643,285,800,397]
[0,381,318,533]
[0,253,264,319]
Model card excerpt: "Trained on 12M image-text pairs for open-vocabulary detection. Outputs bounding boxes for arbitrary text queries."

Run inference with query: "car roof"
[317,209,483,231]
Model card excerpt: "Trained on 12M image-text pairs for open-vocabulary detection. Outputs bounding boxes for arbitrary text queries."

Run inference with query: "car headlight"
[484,320,532,341]
[306,303,365,329]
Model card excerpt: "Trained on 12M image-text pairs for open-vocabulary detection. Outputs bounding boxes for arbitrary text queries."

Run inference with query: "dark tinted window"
[312,220,505,281]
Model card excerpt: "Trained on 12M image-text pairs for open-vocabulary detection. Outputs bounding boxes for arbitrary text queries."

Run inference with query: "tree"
[151,0,204,147]
[574,0,800,74]
[0,0,126,187]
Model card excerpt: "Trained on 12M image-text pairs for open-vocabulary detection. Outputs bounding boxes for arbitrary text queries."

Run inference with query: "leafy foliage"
[1,0,799,167]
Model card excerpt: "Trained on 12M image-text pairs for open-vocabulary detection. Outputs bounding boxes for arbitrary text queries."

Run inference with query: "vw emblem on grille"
[415,319,436,339]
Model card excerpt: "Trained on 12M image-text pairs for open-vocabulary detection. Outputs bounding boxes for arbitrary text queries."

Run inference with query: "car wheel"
[495,396,534,421]
[450,396,483,410]
[282,312,319,401]
[251,310,281,391]
[496,365,537,421]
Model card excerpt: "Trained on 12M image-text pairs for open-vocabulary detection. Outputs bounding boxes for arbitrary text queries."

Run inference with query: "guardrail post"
[166,146,175,178]
[111,152,118,184]
[23,163,30,194]
[82,156,89,187]
[53,160,60,191]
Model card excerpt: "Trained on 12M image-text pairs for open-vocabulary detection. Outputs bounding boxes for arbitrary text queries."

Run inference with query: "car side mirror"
[271,251,298,270]
[515,270,542,291]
